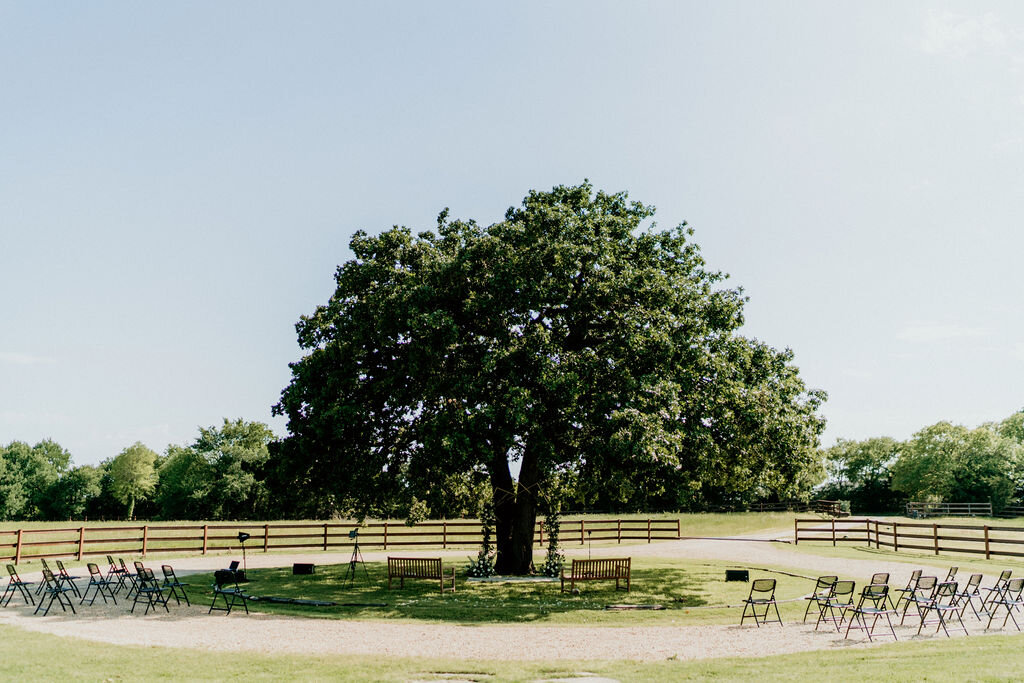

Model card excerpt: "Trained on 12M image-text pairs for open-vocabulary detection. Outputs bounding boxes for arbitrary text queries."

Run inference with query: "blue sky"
[2,2,1023,466]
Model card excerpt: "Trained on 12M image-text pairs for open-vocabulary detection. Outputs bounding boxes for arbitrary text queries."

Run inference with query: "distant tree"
[107,442,158,519]
[156,419,274,520]
[271,182,827,573]
[155,445,213,520]
[1000,410,1024,444]
[890,422,1021,511]
[46,465,103,520]
[817,437,901,512]
[0,439,71,520]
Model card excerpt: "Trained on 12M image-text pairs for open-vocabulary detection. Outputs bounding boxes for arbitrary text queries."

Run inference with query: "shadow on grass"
[187,562,716,624]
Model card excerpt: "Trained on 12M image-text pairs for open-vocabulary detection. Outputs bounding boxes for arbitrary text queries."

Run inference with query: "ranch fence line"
[0,518,683,564]
[794,517,1024,560]
[905,501,993,518]
[703,499,843,515]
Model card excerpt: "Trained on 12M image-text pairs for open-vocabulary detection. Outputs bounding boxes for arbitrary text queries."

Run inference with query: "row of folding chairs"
[2,559,190,616]
[803,566,1024,640]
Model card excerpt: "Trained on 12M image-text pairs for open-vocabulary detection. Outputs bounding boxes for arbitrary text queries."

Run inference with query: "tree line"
[817,410,1024,513]
[0,419,275,522]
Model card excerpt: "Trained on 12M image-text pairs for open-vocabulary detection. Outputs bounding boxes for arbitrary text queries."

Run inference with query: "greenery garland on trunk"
[466,500,497,577]
[539,501,564,577]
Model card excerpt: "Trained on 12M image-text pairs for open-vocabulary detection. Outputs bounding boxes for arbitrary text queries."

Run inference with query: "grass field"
[4,621,1024,681]
[187,556,814,625]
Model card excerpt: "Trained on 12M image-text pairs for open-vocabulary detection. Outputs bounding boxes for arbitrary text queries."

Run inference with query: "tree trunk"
[490,449,540,575]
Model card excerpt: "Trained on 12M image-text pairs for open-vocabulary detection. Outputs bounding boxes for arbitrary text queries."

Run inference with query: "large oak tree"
[271,183,826,574]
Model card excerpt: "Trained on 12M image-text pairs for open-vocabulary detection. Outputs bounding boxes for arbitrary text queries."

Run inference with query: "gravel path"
[1,532,1018,663]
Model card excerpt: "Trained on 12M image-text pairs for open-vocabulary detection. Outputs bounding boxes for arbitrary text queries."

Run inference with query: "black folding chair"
[986,577,1024,631]
[3,565,34,607]
[816,579,855,632]
[917,581,968,637]
[120,559,139,599]
[954,573,984,620]
[845,584,898,641]
[980,570,1013,615]
[803,575,837,623]
[131,568,169,615]
[945,566,959,582]
[161,565,190,606]
[55,560,82,599]
[209,569,249,615]
[106,555,129,593]
[901,575,937,625]
[34,568,76,616]
[80,562,118,606]
[893,569,923,613]
[869,572,896,609]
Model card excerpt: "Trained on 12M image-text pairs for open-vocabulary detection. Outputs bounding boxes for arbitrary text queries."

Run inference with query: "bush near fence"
[0,518,684,564]
[794,517,1024,560]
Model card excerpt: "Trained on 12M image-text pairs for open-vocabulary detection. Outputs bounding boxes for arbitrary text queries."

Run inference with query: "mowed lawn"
[189,557,812,625]
[6,620,1024,681]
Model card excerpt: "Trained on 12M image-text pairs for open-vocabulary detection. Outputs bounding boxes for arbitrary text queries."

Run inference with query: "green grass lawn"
[4,622,1024,682]
[187,557,818,626]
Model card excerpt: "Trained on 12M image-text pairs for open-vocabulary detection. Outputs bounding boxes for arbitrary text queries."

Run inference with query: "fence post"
[831,519,836,547]
[142,525,149,557]
[893,522,898,552]
[676,519,681,539]
[323,523,328,552]
[202,525,208,555]
[985,525,991,560]
[794,518,798,545]
[875,521,880,550]
[933,523,939,555]
[264,524,269,552]
[538,520,544,547]
[78,526,86,561]
[866,519,871,547]
[580,519,585,545]
[443,521,448,549]
[15,529,23,564]
[384,522,388,550]
[618,520,622,544]
[647,519,652,543]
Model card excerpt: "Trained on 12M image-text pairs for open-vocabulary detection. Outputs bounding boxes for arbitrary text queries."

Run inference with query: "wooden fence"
[795,517,1024,560]
[0,518,683,564]
[706,499,844,515]
[905,501,992,518]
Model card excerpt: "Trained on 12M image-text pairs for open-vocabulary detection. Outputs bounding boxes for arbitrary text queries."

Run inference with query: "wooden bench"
[561,558,631,593]
[387,557,456,593]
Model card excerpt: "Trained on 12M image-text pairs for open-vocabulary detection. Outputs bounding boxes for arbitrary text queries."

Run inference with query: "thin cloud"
[921,9,1010,58]
[896,323,991,344]
[0,351,56,366]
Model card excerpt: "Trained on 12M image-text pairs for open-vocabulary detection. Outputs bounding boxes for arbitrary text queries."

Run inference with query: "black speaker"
[293,563,315,575]
[725,569,749,582]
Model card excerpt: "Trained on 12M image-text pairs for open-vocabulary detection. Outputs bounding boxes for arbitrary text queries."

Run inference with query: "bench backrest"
[388,557,442,578]
[570,558,630,577]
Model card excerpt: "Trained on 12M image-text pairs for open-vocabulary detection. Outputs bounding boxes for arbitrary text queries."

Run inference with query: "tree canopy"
[271,182,827,573]
[107,442,158,519]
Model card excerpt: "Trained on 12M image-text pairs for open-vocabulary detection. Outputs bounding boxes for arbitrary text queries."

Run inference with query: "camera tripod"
[343,530,369,585]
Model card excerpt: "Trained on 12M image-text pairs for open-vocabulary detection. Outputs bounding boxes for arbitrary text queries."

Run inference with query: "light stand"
[237,532,250,579]
[343,528,368,585]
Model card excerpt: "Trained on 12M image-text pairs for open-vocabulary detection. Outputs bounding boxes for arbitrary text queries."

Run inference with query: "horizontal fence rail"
[0,518,683,565]
[705,499,843,515]
[905,501,993,518]
[795,517,1024,561]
